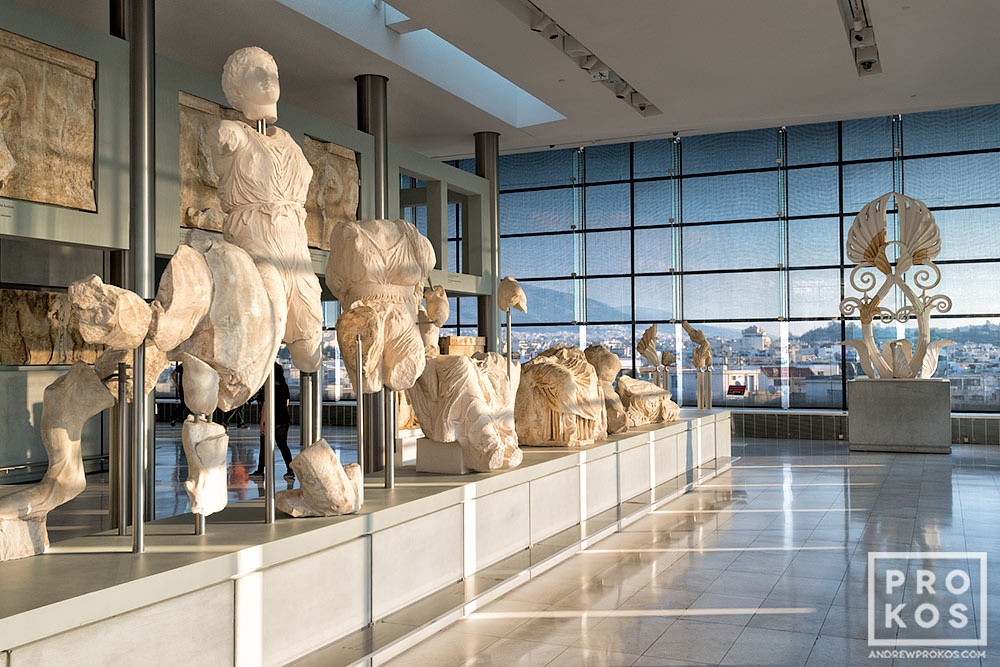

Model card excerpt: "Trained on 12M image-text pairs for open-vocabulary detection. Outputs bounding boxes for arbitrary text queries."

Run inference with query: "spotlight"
[531,14,553,32]
[855,45,878,71]
[629,92,649,111]
[580,55,601,70]
[614,82,633,99]
[541,22,559,39]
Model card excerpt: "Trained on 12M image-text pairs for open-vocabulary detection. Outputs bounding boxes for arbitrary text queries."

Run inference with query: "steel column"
[474,131,501,352]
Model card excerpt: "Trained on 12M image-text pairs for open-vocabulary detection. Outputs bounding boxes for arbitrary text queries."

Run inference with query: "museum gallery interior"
[1,1,999,665]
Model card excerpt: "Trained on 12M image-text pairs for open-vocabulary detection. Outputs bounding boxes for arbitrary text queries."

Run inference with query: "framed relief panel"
[0,28,96,212]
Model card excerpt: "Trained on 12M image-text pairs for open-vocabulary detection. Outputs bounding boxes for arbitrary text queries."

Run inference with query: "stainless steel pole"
[116,362,128,535]
[506,309,512,379]
[313,369,323,445]
[356,74,388,474]
[264,369,275,523]
[384,390,395,489]
[128,0,155,554]
[300,372,313,449]
[355,335,364,474]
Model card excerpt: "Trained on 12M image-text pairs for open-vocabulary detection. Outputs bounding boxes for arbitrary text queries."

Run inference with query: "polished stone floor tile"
[382,440,998,666]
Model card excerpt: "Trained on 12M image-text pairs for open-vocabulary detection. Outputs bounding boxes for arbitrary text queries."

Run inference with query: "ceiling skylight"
[276,0,565,128]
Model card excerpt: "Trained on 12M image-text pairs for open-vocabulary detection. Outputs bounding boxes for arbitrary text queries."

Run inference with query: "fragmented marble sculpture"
[636,324,671,389]
[683,321,713,410]
[0,362,114,560]
[179,92,360,250]
[498,276,527,313]
[327,218,435,393]
[498,275,527,379]
[410,286,522,472]
[839,192,954,378]
[0,288,101,365]
[515,344,607,446]
[584,344,629,434]
[276,439,363,517]
[0,28,96,210]
[212,46,323,374]
[617,375,680,426]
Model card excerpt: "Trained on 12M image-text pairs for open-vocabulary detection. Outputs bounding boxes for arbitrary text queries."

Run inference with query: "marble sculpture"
[0,288,102,365]
[839,192,954,379]
[327,218,435,394]
[498,276,527,313]
[515,344,607,446]
[683,321,713,410]
[585,344,679,432]
[276,439,363,517]
[409,287,522,471]
[584,344,630,434]
[0,47,363,559]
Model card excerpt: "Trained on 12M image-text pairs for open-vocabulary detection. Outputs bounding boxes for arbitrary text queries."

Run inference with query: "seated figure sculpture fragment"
[409,287,522,472]
[515,344,607,446]
[585,344,679,433]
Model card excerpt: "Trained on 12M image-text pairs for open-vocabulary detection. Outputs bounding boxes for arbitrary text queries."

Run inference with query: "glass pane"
[788,217,841,267]
[635,275,673,321]
[683,271,780,319]
[585,143,629,183]
[634,227,673,273]
[500,188,575,235]
[905,153,1000,208]
[675,321,783,408]
[518,279,575,324]
[789,268,842,318]
[683,171,778,222]
[400,205,427,237]
[683,128,776,174]
[586,277,630,323]
[934,207,1000,262]
[633,139,674,179]
[683,221,780,271]
[786,321,845,409]
[936,262,1000,315]
[929,317,1000,412]
[843,116,893,161]
[585,229,630,276]
[500,233,574,279]
[905,105,1000,156]
[585,183,630,230]
[634,180,673,227]
[843,161,893,213]
[787,166,839,216]
[510,325,582,363]
[500,150,576,189]
[786,121,838,166]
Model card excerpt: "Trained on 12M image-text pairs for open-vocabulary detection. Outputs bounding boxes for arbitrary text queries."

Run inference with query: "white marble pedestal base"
[395,428,420,467]
[848,379,951,453]
[0,515,47,560]
[416,438,470,474]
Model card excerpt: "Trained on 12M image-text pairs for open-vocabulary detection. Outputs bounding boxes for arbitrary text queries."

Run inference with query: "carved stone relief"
[0,28,96,211]
[0,288,101,365]
[303,135,359,250]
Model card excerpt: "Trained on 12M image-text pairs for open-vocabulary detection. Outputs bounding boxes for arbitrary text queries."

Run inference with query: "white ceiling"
[17,0,1000,159]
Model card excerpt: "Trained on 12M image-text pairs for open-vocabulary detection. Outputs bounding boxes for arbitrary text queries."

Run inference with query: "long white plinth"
[848,378,951,453]
[0,410,731,667]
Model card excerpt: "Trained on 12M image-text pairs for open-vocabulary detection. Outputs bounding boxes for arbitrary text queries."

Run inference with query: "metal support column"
[312,369,323,444]
[475,131,501,352]
[264,369,276,523]
[355,335,365,474]
[383,390,395,489]
[300,372,314,449]
[356,74,389,474]
[128,0,155,553]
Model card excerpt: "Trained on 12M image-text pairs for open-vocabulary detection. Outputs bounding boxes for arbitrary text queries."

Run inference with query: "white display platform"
[0,410,731,667]
[848,379,952,454]
[415,438,469,474]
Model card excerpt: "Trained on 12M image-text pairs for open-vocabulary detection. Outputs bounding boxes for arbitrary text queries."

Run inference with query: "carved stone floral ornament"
[839,192,954,379]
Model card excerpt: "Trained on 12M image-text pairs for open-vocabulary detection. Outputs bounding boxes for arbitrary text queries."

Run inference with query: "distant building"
[737,326,771,353]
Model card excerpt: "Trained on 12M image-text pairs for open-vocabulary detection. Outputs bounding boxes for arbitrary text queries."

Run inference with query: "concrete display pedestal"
[848,379,951,453]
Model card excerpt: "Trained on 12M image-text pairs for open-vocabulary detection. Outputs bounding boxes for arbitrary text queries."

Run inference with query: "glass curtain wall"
[472,104,1000,412]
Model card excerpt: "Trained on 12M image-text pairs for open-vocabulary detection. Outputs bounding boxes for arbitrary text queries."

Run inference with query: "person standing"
[249,362,294,481]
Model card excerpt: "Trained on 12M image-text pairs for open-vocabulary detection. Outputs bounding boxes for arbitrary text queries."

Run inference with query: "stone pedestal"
[848,379,951,453]
[395,428,420,467]
[0,516,48,561]
[416,438,470,474]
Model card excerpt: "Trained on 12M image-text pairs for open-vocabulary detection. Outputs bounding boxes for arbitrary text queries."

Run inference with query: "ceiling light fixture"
[837,0,881,76]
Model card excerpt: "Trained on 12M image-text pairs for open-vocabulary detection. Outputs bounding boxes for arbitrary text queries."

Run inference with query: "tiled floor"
[381,439,1000,667]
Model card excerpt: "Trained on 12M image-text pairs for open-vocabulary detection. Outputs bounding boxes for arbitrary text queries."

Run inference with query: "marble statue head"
[222,46,279,124]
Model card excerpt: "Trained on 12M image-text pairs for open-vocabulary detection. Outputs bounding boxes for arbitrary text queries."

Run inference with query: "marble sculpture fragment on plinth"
[839,192,954,379]
[584,344,630,435]
[276,439,363,516]
[683,321,713,410]
[327,218,435,394]
[515,344,607,447]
